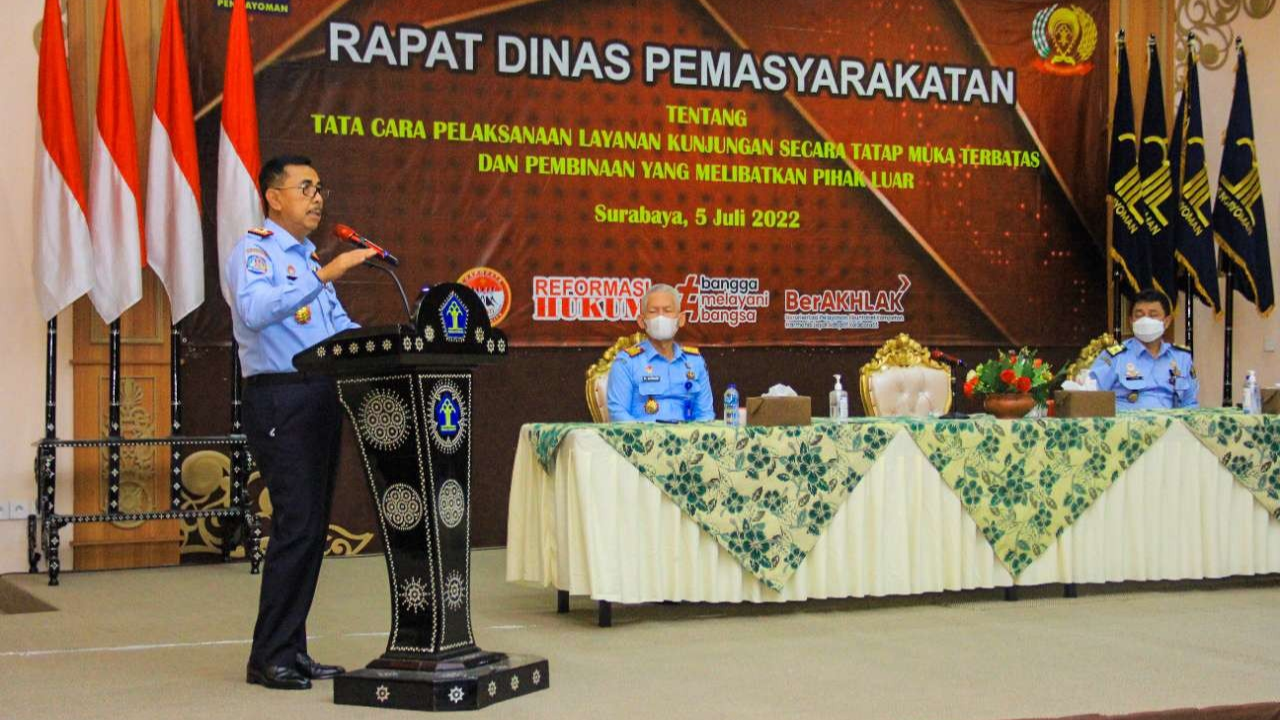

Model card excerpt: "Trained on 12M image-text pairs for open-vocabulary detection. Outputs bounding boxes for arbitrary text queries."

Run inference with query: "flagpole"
[229,340,246,552]
[1184,276,1195,353]
[35,318,58,573]
[107,320,122,515]
[1222,265,1234,406]
[169,322,183,509]
[1112,268,1123,338]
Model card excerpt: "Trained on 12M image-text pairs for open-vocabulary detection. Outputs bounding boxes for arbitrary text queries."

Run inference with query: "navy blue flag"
[1168,36,1220,313]
[1137,37,1177,303]
[1107,33,1149,297]
[1212,41,1274,316]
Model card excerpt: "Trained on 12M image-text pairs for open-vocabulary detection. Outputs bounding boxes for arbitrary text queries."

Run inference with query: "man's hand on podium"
[317,247,380,283]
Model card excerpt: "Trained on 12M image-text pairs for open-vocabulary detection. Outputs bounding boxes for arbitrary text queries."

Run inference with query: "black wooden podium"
[294,283,547,711]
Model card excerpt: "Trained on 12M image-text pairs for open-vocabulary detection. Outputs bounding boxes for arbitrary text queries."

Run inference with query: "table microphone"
[333,223,400,266]
[931,349,966,367]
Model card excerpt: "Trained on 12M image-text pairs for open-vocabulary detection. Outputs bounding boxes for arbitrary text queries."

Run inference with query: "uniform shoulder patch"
[247,227,273,238]
[245,247,272,275]
[623,345,644,357]
[683,346,701,355]
[1106,344,1125,357]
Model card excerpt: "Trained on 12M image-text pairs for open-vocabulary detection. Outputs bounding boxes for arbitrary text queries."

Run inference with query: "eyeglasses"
[273,182,331,201]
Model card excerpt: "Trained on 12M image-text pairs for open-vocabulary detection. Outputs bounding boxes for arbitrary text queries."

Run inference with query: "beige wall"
[1,4,76,575]
[1180,12,1280,402]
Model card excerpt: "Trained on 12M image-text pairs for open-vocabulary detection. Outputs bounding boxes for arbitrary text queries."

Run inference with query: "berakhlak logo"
[1032,4,1097,75]
[457,267,511,327]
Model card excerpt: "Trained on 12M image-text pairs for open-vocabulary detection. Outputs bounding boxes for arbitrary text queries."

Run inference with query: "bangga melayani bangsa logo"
[1032,4,1097,75]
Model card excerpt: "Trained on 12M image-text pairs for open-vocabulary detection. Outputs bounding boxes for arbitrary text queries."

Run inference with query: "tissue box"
[746,396,811,426]
[1263,388,1280,414]
[1053,390,1115,418]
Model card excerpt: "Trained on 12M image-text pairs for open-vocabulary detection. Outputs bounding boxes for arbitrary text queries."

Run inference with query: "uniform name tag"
[641,374,661,383]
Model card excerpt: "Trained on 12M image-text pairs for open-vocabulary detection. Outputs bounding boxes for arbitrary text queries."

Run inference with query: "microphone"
[333,223,399,266]
[931,349,966,367]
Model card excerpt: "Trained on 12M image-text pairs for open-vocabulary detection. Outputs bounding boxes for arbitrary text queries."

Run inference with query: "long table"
[506,412,1280,618]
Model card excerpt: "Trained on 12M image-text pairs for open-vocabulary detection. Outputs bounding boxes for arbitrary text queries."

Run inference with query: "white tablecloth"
[505,421,1280,603]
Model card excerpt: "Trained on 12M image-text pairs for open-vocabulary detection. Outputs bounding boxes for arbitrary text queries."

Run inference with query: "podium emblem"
[400,576,429,612]
[444,569,466,611]
[358,389,409,451]
[438,479,466,528]
[382,483,423,531]
[428,381,468,453]
[440,292,469,342]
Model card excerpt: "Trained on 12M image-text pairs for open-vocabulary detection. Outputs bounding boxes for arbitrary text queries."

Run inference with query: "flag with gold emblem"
[1167,35,1219,313]
[1212,40,1273,316]
[1107,32,1149,296]
[1136,36,1177,303]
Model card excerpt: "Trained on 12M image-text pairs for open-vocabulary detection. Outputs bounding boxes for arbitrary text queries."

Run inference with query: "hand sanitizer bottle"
[829,374,849,421]
[1243,370,1260,414]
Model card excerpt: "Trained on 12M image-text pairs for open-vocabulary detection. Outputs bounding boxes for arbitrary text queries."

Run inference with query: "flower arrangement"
[963,348,1055,406]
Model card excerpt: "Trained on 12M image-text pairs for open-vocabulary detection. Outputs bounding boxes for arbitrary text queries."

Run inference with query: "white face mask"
[1132,316,1166,343]
[645,315,679,341]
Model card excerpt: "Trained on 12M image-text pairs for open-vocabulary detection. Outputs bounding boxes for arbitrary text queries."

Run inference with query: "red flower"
[963,378,977,398]
[1016,376,1032,393]
[999,369,1016,385]
[1033,358,1043,368]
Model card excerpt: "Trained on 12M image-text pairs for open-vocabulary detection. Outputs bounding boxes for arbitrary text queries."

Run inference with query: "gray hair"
[641,283,682,313]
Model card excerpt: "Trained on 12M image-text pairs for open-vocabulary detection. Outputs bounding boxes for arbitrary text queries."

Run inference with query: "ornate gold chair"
[585,332,646,422]
[1063,332,1118,384]
[859,333,952,416]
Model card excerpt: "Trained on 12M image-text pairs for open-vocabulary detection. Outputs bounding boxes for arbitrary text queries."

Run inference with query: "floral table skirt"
[506,413,1280,603]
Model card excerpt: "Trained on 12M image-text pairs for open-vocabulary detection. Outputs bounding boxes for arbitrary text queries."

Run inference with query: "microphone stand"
[362,259,413,324]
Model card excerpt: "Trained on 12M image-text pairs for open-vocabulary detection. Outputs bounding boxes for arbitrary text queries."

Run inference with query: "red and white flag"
[88,0,144,324]
[34,0,93,322]
[216,0,262,302]
[146,0,203,322]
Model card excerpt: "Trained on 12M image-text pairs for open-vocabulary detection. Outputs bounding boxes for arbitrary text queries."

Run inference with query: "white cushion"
[867,366,950,416]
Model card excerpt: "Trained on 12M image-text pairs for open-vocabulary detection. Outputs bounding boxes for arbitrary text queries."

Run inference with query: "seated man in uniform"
[1089,288,1199,410]
[606,283,714,422]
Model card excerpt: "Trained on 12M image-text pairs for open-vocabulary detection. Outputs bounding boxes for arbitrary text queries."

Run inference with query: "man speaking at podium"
[225,155,377,690]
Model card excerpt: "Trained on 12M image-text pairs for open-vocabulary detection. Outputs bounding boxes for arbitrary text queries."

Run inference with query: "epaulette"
[310,252,321,263]
[623,345,644,357]
[247,227,273,238]
[1106,344,1125,357]
[683,346,701,355]
[1172,343,1192,354]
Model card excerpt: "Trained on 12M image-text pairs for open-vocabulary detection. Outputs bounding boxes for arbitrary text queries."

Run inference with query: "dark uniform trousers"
[243,374,343,669]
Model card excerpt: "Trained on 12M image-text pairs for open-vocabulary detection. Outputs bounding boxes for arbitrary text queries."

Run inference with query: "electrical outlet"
[10,500,31,519]
[1266,336,1277,353]
[0,502,10,521]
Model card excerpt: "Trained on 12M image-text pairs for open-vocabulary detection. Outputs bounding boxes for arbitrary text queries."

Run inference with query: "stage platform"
[1,550,1278,719]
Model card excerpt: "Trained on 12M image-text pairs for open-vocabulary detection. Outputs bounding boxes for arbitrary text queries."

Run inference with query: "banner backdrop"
[187,0,1109,348]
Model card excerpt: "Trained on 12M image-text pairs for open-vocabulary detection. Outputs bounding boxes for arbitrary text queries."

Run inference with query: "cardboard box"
[1263,388,1280,415]
[1053,390,1115,418]
[746,396,811,426]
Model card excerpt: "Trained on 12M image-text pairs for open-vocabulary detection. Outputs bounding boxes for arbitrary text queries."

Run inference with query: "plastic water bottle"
[1242,370,1261,414]
[829,374,849,421]
[723,384,740,426]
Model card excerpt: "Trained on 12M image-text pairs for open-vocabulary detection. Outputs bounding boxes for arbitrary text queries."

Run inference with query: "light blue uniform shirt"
[606,339,714,422]
[1088,336,1199,411]
[225,218,358,377]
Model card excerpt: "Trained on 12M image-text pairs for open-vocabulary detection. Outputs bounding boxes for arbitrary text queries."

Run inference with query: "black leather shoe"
[246,663,312,690]
[295,653,345,680]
